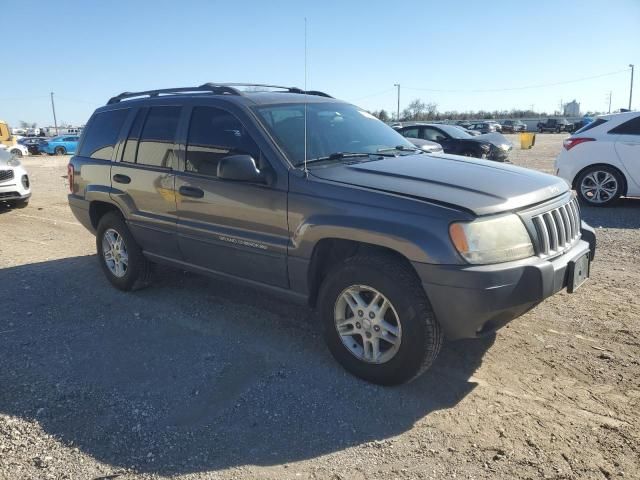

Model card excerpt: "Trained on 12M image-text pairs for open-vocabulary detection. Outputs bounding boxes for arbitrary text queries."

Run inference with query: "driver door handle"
[113,174,131,184]
[179,186,204,198]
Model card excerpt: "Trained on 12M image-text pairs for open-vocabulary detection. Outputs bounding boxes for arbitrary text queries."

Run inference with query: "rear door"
[110,106,181,259]
[175,105,289,287]
[611,115,640,189]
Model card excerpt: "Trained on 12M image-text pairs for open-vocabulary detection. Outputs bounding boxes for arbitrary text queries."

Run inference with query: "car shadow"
[0,255,494,476]
[580,197,640,229]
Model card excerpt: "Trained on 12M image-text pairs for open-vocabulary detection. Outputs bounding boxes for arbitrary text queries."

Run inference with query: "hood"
[0,148,16,166]
[309,153,569,216]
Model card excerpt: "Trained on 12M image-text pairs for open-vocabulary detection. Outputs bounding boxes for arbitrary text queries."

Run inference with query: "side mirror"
[217,155,264,182]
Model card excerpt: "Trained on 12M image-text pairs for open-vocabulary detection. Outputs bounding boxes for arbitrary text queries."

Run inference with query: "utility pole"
[607,91,612,114]
[393,84,400,122]
[629,64,634,110]
[50,92,59,136]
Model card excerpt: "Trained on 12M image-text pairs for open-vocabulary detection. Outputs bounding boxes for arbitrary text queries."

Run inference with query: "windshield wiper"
[377,145,422,154]
[304,151,395,165]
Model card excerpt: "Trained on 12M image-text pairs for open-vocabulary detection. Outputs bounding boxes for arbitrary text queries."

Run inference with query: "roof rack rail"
[107,84,243,105]
[106,83,333,105]
[201,83,333,98]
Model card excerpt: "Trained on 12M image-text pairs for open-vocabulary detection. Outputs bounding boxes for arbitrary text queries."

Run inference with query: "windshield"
[440,124,472,139]
[254,103,415,166]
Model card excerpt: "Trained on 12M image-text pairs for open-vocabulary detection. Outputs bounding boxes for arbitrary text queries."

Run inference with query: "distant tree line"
[369,98,603,122]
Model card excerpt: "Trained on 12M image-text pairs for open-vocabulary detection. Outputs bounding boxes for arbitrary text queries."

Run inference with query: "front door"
[175,106,289,288]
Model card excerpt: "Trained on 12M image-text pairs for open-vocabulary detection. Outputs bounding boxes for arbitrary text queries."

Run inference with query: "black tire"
[318,253,443,385]
[575,166,624,207]
[8,198,29,209]
[10,149,23,157]
[54,146,66,156]
[96,211,152,291]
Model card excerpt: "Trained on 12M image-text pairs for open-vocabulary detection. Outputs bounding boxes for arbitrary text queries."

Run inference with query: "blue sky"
[2,0,639,126]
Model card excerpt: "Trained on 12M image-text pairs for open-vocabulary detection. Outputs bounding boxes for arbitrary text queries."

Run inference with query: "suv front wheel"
[318,253,443,385]
[96,211,152,290]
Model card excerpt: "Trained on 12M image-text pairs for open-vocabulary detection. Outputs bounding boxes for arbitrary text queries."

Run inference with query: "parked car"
[394,126,443,153]
[39,135,79,155]
[467,122,498,134]
[0,147,31,207]
[501,120,527,133]
[486,121,502,132]
[68,83,595,385]
[395,123,512,161]
[555,111,640,206]
[537,118,574,133]
[19,137,45,155]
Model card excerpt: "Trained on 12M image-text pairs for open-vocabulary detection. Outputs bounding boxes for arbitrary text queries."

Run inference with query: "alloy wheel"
[334,285,402,364]
[580,170,619,204]
[102,228,128,278]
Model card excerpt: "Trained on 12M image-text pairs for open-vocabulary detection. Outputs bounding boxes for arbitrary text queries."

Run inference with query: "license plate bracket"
[568,252,590,293]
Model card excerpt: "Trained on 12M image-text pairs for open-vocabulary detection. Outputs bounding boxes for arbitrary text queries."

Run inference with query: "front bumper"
[413,223,596,340]
[0,171,31,200]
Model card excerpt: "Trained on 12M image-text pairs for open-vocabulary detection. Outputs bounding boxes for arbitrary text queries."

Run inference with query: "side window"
[185,106,260,177]
[78,109,129,160]
[423,127,444,142]
[121,109,147,163]
[136,106,181,168]
[609,116,640,135]
[402,127,419,138]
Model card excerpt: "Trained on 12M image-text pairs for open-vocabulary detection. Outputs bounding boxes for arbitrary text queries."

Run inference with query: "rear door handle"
[113,174,131,184]
[179,186,204,198]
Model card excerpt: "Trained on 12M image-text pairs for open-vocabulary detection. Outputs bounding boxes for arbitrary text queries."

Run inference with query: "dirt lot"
[1,134,638,480]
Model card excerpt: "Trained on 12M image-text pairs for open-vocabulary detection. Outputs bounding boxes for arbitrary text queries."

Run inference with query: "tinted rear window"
[574,118,607,134]
[608,116,640,135]
[136,106,181,168]
[79,109,129,160]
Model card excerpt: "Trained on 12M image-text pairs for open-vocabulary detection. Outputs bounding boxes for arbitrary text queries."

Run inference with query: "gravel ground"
[0,134,638,480]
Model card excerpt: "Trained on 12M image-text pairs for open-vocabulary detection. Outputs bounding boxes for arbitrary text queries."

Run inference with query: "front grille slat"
[531,197,581,259]
[553,209,566,247]
[0,170,15,182]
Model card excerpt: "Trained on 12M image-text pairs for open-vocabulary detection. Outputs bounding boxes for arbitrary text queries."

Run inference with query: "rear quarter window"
[608,116,640,135]
[574,118,607,134]
[79,109,130,160]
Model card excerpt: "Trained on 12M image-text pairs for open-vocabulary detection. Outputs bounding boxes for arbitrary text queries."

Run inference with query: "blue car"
[39,135,80,155]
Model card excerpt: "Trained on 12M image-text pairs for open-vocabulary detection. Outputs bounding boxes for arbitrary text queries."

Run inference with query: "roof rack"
[107,83,332,104]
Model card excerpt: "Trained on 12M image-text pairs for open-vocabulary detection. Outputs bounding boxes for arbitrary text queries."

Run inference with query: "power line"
[349,87,395,101]
[403,69,629,94]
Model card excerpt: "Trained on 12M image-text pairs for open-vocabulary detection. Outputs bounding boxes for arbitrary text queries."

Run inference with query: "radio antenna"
[303,17,309,176]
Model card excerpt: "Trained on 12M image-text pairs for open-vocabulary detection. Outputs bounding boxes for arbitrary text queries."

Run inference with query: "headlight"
[479,144,491,152]
[7,157,21,167]
[449,214,534,264]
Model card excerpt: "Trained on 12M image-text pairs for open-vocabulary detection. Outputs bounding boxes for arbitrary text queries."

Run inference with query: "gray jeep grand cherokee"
[68,83,596,385]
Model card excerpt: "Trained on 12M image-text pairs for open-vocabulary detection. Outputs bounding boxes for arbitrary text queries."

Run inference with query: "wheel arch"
[572,163,628,196]
[306,238,422,308]
[89,200,124,230]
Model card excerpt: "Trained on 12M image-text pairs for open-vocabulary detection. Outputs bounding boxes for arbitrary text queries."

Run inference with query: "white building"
[564,100,580,117]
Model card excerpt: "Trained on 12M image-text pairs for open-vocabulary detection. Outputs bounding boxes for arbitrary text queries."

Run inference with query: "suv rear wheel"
[576,165,623,207]
[96,211,152,290]
[318,253,443,385]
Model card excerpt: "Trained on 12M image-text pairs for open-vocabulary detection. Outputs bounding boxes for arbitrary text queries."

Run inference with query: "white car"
[0,147,31,207]
[4,142,29,158]
[555,111,640,206]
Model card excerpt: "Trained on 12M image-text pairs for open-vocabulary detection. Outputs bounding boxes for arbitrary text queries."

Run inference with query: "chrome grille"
[532,197,581,258]
[0,170,14,182]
